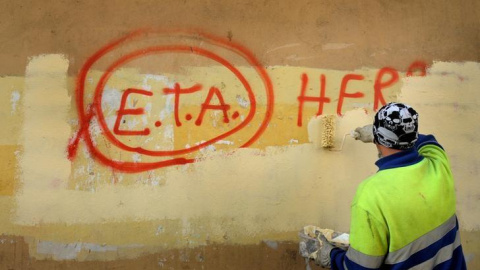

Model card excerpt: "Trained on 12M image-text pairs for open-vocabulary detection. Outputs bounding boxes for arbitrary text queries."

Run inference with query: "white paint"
[265,43,301,54]
[159,94,175,121]
[285,54,323,61]
[163,124,174,140]
[216,140,234,145]
[142,74,175,90]
[144,102,152,114]
[142,74,175,123]
[82,243,119,252]
[101,87,122,115]
[322,43,354,50]
[196,140,216,153]
[141,114,148,126]
[36,241,82,260]
[36,240,141,260]
[204,145,216,152]
[10,91,20,114]
[142,103,152,126]
[263,240,278,250]
[87,118,102,145]
[370,50,388,57]
[132,153,141,163]
[126,118,140,130]
[105,115,117,130]
[236,95,250,108]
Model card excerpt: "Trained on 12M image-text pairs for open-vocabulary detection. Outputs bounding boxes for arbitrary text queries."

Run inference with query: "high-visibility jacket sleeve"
[330,204,387,270]
[415,134,451,168]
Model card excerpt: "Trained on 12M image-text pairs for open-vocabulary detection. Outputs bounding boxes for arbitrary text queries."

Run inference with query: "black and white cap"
[373,102,419,150]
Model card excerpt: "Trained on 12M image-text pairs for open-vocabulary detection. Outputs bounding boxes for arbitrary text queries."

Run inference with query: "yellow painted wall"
[1,0,479,268]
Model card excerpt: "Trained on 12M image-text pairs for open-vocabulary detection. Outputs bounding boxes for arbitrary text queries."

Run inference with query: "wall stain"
[0,235,317,269]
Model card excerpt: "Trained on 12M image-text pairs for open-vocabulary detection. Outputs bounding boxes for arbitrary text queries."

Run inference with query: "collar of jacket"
[375,148,424,171]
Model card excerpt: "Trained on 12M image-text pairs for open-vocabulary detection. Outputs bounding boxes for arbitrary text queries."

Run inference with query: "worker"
[318,102,467,269]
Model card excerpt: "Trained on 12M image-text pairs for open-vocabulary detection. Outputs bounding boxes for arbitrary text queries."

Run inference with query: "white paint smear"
[216,140,234,145]
[101,87,122,115]
[265,43,301,54]
[36,241,82,260]
[36,240,139,260]
[322,43,354,50]
[10,91,20,114]
[236,95,250,108]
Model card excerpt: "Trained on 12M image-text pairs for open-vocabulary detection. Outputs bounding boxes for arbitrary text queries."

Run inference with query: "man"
[319,102,466,269]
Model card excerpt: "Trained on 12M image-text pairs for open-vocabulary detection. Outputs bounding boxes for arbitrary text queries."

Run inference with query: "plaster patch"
[36,241,82,260]
[20,54,70,192]
[35,240,128,260]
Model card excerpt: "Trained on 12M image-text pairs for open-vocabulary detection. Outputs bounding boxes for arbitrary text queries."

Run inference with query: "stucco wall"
[1,0,479,268]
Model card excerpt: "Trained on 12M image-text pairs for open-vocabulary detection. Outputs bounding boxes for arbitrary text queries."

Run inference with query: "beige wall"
[1,0,479,268]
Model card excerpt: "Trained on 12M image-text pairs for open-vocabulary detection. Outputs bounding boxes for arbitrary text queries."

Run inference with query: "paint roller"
[308,115,359,151]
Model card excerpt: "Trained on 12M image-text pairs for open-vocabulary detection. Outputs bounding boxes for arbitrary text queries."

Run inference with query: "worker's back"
[337,134,467,269]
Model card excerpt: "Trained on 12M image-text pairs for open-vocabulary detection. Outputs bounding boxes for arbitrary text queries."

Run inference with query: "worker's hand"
[299,237,320,260]
[352,124,374,143]
[315,235,335,268]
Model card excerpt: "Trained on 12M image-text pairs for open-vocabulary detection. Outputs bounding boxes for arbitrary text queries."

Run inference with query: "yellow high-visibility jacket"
[331,134,466,270]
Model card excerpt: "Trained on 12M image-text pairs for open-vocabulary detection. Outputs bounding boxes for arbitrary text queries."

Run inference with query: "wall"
[1,0,479,268]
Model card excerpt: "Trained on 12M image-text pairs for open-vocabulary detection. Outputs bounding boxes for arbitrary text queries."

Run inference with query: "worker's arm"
[415,134,452,166]
[353,124,374,143]
[415,134,443,150]
[415,134,447,158]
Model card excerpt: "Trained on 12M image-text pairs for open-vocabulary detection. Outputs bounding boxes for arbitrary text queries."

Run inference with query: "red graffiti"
[406,61,428,77]
[114,88,153,136]
[67,30,274,173]
[337,74,365,116]
[195,86,231,126]
[162,83,202,127]
[297,73,330,126]
[297,61,427,126]
[374,67,399,111]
